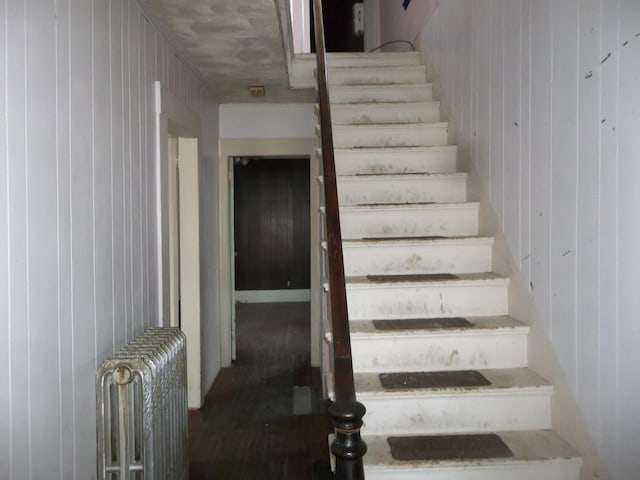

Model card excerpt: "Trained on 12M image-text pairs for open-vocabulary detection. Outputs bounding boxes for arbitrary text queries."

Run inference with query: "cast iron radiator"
[96,327,188,480]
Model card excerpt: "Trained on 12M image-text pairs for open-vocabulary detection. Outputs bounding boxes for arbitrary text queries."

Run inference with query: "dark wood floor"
[189,302,333,480]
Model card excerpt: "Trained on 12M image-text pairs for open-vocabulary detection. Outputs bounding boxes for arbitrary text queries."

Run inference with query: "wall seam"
[3,0,12,475]
[548,1,554,339]
[23,1,32,476]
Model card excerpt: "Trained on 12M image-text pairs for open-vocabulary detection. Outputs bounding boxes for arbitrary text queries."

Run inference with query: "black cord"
[368,40,416,52]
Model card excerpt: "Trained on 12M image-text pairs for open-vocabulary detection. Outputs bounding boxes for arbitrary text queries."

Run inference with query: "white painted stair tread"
[329,84,433,103]
[340,202,480,239]
[337,172,467,205]
[334,146,458,175]
[348,316,529,373]
[337,172,465,181]
[342,235,492,275]
[327,65,427,85]
[354,367,550,394]
[354,368,552,435]
[363,430,581,480]
[348,315,528,336]
[332,122,449,148]
[354,368,553,435]
[326,51,421,67]
[343,235,491,248]
[346,272,507,287]
[330,102,441,125]
[345,273,508,321]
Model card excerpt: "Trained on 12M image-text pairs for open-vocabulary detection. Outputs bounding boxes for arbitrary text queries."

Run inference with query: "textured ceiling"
[138,0,313,103]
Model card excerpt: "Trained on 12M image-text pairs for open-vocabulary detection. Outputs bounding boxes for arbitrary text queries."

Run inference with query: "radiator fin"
[97,327,188,480]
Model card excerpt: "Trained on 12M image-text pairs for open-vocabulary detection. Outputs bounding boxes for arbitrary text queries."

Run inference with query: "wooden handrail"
[312,1,367,479]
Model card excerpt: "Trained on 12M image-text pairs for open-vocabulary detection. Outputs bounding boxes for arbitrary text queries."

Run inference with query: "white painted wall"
[378,0,435,51]
[219,103,316,139]
[420,1,640,479]
[199,106,221,403]
[364,0,381,52]
[290,0,311,53]
[0,1,219,478]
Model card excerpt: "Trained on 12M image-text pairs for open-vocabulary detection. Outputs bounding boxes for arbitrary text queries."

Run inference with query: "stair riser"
[338,177,466,206]
[329,85,433,103]
[351,333,528,373]
[334,148,457,175]
[327,52,421,68]
[364,463,581,480]
[361,392,551,435]
[331,103,441,125]
[340,205,479,239]
[343,241,492,275]
[328,67,426,86]
[333,125,448,148]
[346,282,509,320]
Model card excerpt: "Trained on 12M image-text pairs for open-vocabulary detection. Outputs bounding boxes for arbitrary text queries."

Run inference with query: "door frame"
[155,82,203,409]
[218,138,320,368]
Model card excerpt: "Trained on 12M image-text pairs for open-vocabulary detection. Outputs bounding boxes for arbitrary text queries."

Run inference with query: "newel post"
[330,399,367,480]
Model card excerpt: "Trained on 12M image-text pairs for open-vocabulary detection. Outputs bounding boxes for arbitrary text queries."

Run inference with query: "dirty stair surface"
[317,51,582,479]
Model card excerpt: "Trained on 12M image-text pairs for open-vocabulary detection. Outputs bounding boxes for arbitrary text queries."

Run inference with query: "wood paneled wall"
[421,1,639,478]
[0,1,218,478]
[234,157,310,291]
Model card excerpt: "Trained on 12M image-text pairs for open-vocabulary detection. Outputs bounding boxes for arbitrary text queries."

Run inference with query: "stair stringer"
[419,49,608,480]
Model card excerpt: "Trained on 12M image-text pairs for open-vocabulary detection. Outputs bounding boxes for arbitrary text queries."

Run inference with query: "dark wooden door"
[311,0,364,53]
[234,158,310,291]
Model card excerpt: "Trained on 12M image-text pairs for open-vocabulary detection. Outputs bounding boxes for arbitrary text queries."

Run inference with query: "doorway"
[233,157,311,302]
[310,0,364,52]
[217,138,320,370]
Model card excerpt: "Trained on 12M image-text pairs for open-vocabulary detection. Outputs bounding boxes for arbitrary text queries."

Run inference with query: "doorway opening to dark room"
[188,156,332,478]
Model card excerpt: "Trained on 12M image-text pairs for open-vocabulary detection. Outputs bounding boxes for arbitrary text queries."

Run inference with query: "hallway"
[188,303,332,479]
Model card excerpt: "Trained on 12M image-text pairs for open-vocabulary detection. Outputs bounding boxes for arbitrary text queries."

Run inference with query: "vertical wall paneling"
[110,0,126,352]
[550,0,579,386]
[141,16,151,330]
[128,1,142,338]
[7,1,29,477]
[596,0,619,469]
[121,0,132,343]
[26,0,61,477]
[519,0,532,281]
[503,0,521,260]
[1,0,220,477]
[490,0,504,220]
[145,20,157,325]
[421,1,640,477]
[575,0,601,443]
[69,0,96,475]
[468,0,477,168]
[475,5,492,191]
[55,1,75,478]
[0,0,10,477]
[615,2,640,477]
[93,0,115,369]
[528,0,553,333]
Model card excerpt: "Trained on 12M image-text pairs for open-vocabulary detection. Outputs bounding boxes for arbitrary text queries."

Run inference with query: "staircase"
[321,52,582,479]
